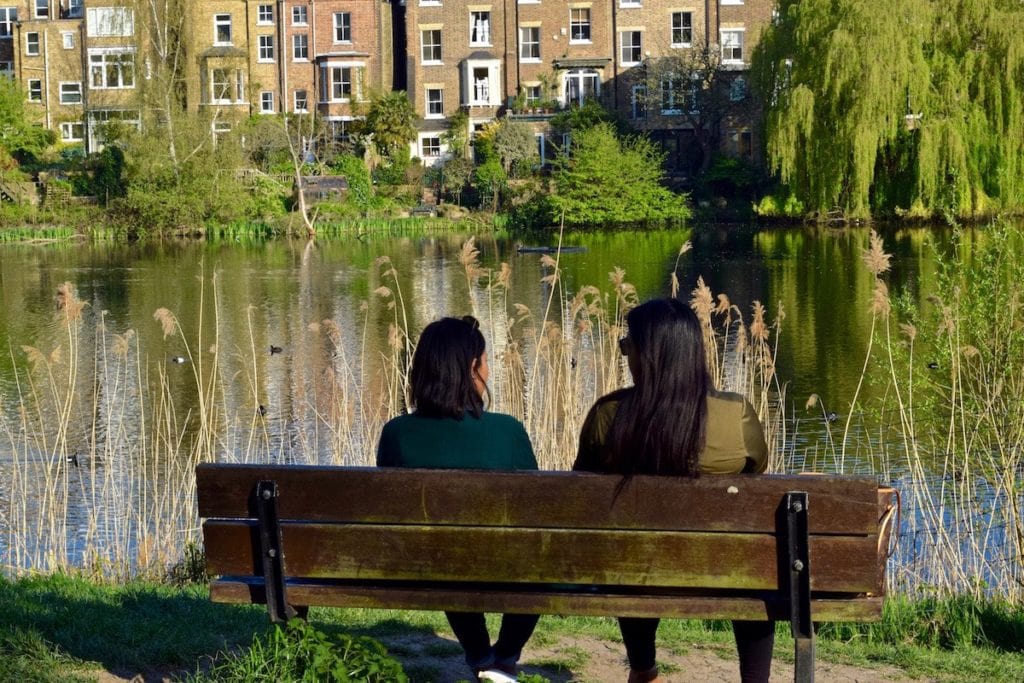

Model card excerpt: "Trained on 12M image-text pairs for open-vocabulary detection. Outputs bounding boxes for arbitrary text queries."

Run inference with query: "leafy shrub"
[753,192,805,218]
[189,619,407,683]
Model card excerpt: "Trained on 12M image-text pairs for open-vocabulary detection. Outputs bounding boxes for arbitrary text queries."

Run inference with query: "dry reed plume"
[1,241,785,584]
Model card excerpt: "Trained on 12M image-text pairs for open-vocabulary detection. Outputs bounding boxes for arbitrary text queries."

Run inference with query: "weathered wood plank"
[203,521,880,593]
[196,464,880,535]
[209,579,884,622]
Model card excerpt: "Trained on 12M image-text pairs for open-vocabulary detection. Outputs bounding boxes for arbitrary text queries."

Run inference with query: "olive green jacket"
[574,388,768,475]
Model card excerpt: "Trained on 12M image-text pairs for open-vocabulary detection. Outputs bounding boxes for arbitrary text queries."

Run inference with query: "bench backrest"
[197,464,891,617]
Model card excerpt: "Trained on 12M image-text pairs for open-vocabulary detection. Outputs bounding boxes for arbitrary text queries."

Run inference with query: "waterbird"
[824,412,839,423]
[927,361,939,369]
[258,404,268,417]
[170,356,187,364]
[270,345,283,355]
[66,453,79,467]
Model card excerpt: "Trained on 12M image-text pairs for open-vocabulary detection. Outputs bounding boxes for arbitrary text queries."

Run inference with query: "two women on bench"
[574,298,773,683]
[376,316,539,683]
[377,300,773,683]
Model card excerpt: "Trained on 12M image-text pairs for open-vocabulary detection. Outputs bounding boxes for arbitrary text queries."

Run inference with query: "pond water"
[0,222,1019,598]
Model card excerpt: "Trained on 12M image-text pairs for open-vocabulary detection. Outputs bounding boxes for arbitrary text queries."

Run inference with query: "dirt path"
[94,631,927,683]
[386,631,926,683]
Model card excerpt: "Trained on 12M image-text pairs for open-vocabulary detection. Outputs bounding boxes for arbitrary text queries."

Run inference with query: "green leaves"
[551,123,690,227]
[755,0,1024,219]
[192,619,408,683]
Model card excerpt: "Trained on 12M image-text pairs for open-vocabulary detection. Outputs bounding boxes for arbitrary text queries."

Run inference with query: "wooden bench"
[197,463,897,682]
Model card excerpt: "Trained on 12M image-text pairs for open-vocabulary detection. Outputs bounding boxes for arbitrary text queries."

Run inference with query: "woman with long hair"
[377,316,538,683]
[574,298,772,683]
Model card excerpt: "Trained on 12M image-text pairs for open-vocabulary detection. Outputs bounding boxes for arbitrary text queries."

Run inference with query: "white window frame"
[721,0,743,4]
[292,34,308,61]
[563,68,598,106]
[620,0,641,6]
[260,91,274,113]
[87,109,141,148]
[671,11,692,47]
[62,32,74,49]
[419,134,442,159]
[462,58,501,106]
[59,81,82,104]
[631,84,646,119]
[257,4,273,25]
[214,14,232,46]
[525,84,541,104]
[660,74,683,115]
[25,32,40,56]
[293,89,308,112]
[210,68,244,104]
[27,79,42,101]
[0,8,17,39]
[60,121,84,141]
[86,7,134,37]
[68,0,83,18]
[721,29,744,64]
[33,0,47,19]
[469,11,491,46]
[569,8,591,43]
[333,12,351,43]
[425,87,444,118]
[322,62,362,103]
[89,49,136,89]
[291,5,307,25]
[519,26,540,62]
[421,29,442,64]
[620,30,642,66]
[258,35,274,61]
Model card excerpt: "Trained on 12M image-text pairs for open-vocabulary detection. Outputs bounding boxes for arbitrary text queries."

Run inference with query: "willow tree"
[753,0,1024,219]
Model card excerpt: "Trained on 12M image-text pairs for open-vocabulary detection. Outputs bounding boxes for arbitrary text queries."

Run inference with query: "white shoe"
[478,669,517,683]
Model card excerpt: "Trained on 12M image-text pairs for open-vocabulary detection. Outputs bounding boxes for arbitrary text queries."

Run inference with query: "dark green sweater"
[376,411,537,471]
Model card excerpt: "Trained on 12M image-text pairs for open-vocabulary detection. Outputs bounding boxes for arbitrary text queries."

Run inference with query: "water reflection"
[0,223,1019,597]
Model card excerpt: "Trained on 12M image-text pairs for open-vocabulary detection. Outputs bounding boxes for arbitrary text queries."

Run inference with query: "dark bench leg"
[256,480,298,624]
[785,491,814,683]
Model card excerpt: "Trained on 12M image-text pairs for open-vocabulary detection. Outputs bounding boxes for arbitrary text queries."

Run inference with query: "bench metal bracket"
[785,491,814,682]
[255,479,297,624]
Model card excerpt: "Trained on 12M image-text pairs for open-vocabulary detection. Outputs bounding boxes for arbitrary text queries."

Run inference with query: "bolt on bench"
[196,463,897,682]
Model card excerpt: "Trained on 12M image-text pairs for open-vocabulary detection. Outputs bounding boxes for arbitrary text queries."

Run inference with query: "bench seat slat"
[196,464,880,535]
[203,521,880,593]
[209,578,884,622]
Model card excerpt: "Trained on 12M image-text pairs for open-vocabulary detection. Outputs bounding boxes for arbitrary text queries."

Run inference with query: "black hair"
[408,316,488,419]
[607,298,708,477]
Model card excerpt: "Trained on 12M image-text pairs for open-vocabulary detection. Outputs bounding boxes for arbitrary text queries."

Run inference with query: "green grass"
[2,575,1024,682]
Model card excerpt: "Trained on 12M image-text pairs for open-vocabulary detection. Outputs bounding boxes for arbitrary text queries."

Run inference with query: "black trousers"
[445,611,540,670]
[619,617,775,681]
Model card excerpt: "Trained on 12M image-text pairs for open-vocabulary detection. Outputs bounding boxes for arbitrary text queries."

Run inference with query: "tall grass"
[806,224,1024,602]
[0,237,784,580]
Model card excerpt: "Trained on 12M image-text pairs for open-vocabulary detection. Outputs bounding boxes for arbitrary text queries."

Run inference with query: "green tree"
[442,109,470,158]
[0,78,55,160]
[639,38,733,175]
[492,120,538,177]
[551,122,690,226]
[365,91,416,160]
[754,0,1024,219]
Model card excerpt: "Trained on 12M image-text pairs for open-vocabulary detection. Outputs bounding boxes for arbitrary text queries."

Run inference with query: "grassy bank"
[2,575,1023,682]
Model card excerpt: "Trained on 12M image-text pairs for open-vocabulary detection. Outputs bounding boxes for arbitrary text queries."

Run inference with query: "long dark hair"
[607,298,709,476]
[408,316,487,419]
